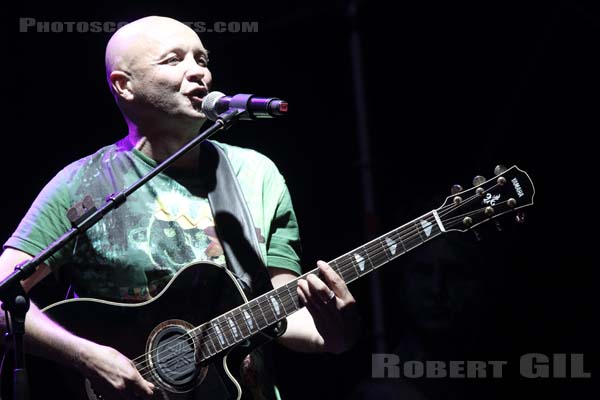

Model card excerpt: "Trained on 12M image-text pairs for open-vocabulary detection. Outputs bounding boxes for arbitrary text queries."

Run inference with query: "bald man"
[0,16,360,399]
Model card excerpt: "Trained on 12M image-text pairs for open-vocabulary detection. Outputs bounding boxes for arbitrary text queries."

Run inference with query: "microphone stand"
[0,108,243,400]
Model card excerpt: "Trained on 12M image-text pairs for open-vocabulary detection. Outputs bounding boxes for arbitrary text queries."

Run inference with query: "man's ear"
[110,71,134,101]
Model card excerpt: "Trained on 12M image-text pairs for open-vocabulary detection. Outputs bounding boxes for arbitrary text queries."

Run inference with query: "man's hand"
[296,261,362,354]
[79,341,155,399]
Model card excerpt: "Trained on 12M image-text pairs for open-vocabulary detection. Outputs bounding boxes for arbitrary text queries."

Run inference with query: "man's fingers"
[296,281,308,305]
[298,277,335,310]
[135,381,154,399]
[317,260,351,299]
[143,381,155,396]
[133,367,155,397]
[306,273,336,304]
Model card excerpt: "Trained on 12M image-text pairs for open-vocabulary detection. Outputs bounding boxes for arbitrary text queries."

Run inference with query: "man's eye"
[197,58,209,67]
[166,57,180,64]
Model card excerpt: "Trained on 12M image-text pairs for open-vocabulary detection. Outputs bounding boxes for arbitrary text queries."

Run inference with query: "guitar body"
[1,262,276,400]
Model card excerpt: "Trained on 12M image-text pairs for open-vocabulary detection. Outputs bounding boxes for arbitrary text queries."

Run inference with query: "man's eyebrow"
[197,48,210,58]
[157,47,210,59]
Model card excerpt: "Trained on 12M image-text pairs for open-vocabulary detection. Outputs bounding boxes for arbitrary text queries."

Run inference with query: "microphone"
[202,91,288,121]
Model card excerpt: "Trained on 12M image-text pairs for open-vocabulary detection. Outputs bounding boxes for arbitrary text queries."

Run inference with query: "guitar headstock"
[437,165,535,233]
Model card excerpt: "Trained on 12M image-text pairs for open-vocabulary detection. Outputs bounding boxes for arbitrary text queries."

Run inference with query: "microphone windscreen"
[202,91,226,121]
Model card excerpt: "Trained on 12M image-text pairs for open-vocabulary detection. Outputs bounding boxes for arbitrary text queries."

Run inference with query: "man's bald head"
[105,16,200,89]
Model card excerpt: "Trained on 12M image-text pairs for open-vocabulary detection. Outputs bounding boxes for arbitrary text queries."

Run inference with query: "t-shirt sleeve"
[3,167,75,270]
[266,179,302,276]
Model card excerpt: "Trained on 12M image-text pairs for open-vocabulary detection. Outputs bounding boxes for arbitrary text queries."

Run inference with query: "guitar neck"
[195,210,444,361]
[324,209,444,285]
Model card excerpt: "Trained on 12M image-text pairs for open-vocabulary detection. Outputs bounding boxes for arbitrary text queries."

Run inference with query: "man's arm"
[0,248,155,398]
[270,262,362,355]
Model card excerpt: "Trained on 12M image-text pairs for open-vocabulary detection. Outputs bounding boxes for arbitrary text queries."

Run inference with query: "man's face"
[126,23,213,122]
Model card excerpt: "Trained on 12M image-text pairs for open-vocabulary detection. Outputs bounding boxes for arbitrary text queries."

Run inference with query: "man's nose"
[184,59,206,83]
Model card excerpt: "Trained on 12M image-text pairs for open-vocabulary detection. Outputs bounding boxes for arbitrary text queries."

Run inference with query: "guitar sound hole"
[151,325,199,387]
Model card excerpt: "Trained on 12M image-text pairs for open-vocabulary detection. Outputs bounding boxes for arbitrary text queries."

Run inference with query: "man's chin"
[179,105,206,119]
[184,111,209,127]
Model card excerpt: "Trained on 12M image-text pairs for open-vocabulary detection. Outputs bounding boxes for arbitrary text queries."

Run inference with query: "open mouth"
[185,87,208,103]
[189,96,203,105]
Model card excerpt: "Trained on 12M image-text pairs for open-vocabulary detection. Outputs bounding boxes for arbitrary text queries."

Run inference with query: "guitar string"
[132,186,501,377]
[129,203,453,374]
[134,206,499,379]
[132,183,507,377]
[131,186,500,377]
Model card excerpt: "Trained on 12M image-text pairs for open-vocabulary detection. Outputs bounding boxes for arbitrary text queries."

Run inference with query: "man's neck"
[127,119,207,170]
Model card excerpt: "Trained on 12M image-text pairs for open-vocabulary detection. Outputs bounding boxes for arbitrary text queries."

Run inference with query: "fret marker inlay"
[354,253,366,272]
[420,219,433,237]
[214,324,226,346]
[243,310,254,330]
[385,237,398,255]
[227,318,239,338]
[269,296,282,315]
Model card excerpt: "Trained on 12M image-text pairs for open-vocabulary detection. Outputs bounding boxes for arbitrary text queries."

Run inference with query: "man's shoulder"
[58,142,126,178]
[55,143,124,183]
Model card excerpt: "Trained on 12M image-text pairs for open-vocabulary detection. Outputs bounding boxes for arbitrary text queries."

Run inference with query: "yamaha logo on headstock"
[511,177,525,198]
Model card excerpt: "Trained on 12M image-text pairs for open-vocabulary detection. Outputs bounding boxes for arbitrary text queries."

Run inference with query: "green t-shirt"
[4,139,302,302]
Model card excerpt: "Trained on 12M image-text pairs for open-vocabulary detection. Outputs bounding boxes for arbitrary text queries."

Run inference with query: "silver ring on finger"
[324,290,336,304]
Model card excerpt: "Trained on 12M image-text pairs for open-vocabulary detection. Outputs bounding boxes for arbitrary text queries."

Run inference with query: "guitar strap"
[200,140,285,400]
[200,140,275,300]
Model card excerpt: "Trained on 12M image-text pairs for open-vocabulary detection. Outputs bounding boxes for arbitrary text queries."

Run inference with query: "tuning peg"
[494,165,507,176]
[451,184,463,195]
[472,175,486,187]
[516,211,526,224]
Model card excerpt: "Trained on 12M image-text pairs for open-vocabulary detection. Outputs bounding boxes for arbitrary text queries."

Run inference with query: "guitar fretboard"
[195,210,444,361]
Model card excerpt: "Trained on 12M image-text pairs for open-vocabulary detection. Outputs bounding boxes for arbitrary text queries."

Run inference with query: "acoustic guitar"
[0,165,534,399]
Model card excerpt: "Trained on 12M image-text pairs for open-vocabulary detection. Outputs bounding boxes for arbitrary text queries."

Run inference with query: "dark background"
[3,0,598,399]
